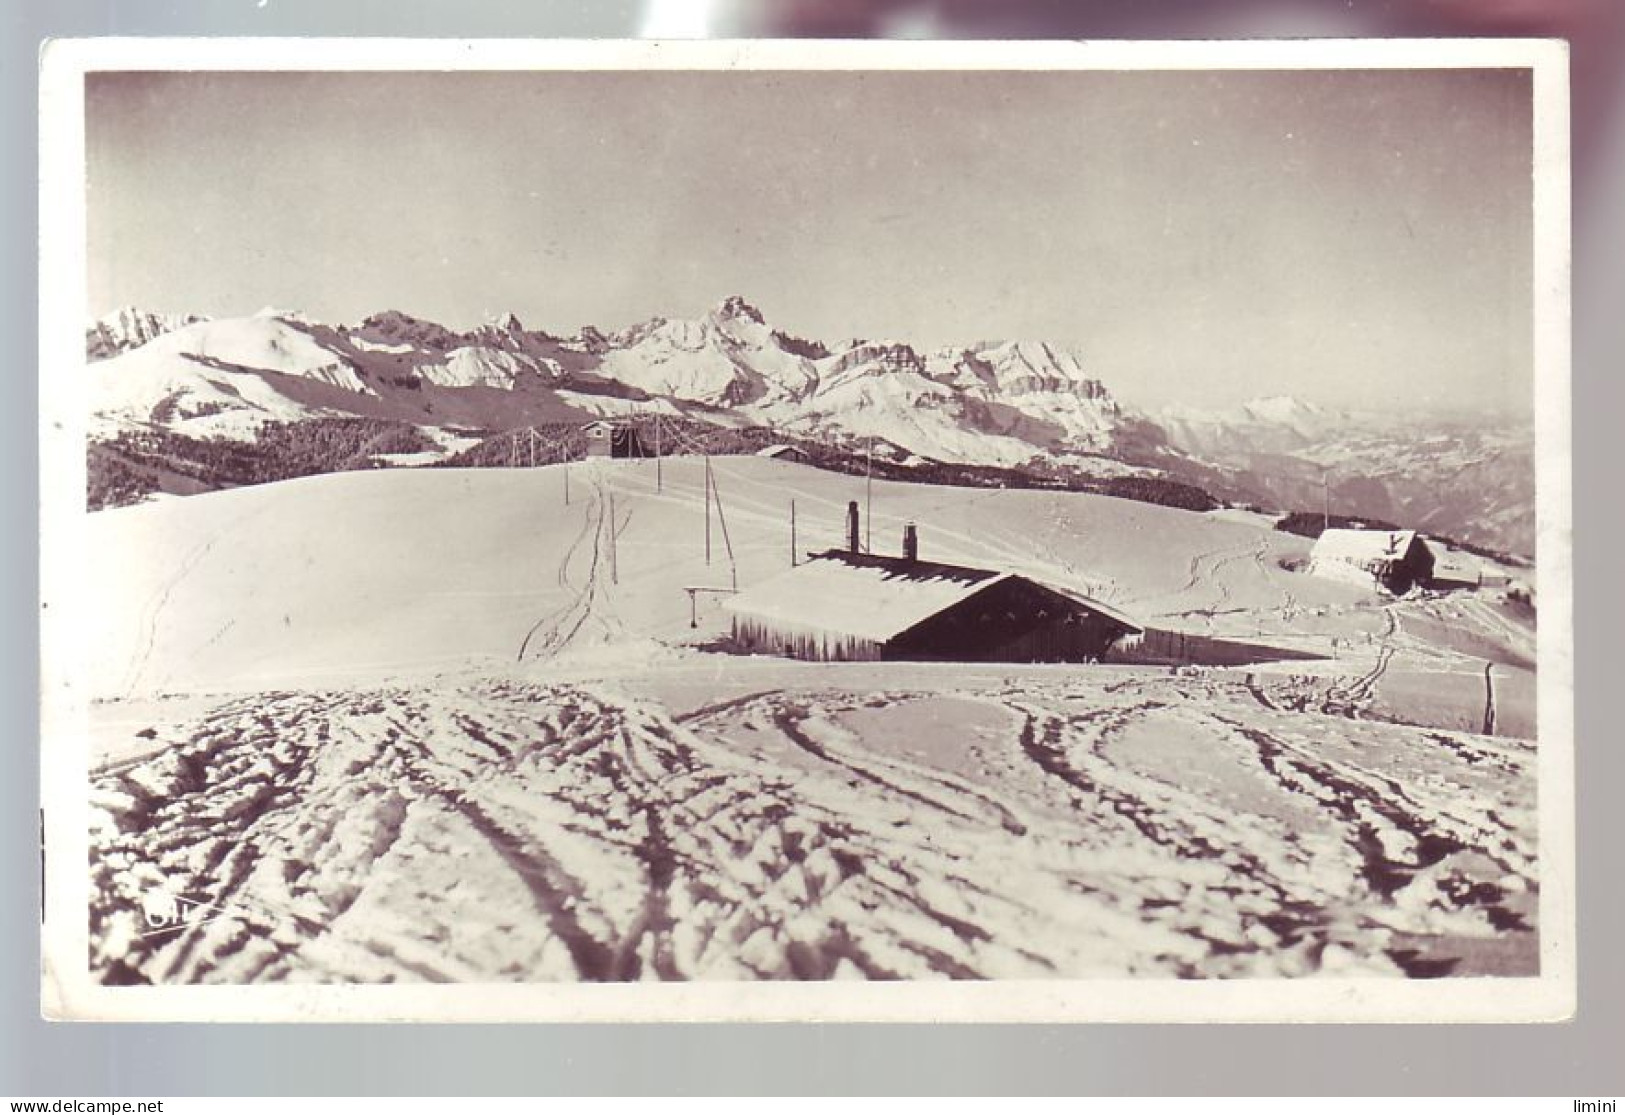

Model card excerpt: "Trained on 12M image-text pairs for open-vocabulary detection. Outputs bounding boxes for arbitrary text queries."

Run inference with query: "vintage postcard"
[39,38,1573,1021]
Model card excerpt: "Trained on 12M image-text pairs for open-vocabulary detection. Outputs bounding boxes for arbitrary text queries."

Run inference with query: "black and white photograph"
[38,39,1572,1021]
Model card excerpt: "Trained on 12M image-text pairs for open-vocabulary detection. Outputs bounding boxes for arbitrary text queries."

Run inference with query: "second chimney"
[903,522,918,562]
[847,501,861,554]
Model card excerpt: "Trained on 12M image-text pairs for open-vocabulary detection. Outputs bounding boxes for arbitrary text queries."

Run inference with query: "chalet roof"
[1039,581,1145,632]
[1310,528,1423,565]
[755,444,803,458]
[724,550,1139,644]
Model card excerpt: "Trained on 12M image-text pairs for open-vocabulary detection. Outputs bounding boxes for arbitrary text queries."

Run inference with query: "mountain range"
[80,298,1536,555]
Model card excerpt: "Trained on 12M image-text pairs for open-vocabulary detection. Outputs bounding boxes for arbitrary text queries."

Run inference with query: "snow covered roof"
[755,444,805,458]
[724,551,1138,644]
[1310,528,1423,565]
[726,553,999,643]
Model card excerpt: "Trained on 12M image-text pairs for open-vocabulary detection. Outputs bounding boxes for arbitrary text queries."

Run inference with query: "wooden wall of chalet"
[583,425,651,459]
[610,426,650,458]
[1386,540,1436,594]
[886,578,1134,664]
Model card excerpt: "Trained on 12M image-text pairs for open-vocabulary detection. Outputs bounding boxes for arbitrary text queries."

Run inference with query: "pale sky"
[86,68,1533,413]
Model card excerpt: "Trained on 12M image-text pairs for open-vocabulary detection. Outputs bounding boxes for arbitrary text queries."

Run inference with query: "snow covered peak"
[86,306,206,361]
[710,295,765,326]
[463,312,561,352]
[1160,395,1340,435]
[353,310,463,352]
[1238,395,1328,426]
[357,309,421,331]
[597,309,800,405]
[253,305,308,320]
[568,325,612,354]
[95,305,164,331]
[827,341,927,379]
[951,340,1106,398]
[1156,394,1375,472]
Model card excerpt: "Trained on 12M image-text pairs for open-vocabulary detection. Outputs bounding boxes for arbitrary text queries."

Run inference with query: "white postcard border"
[38,36,1575,1024]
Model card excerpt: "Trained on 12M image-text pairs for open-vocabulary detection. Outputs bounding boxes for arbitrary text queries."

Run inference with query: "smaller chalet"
[724,545,1141,664]
[756,444,811,464]
[582,419,649,459]
[1307,528,1435,594]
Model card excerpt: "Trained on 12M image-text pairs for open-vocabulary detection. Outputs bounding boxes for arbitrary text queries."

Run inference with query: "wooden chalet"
[724,537,1141,664]
[1307,528,1436,594]
[582,419,649,459]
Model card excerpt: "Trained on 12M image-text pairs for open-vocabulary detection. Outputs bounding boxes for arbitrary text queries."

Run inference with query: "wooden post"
[655,413,662,492]
[564,462,570,506]
[790,500,797,567]
[704,456,712,565]
[1482,660,1497,735]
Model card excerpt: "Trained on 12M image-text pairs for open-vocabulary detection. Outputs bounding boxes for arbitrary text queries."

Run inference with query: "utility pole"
[708,463,737,591]
[865,436,874,554]
[654,412,663,492]
[703,455,713,565]
[609,490,618,585]
[564,461,570,506]
[790,500,797,567]
[1322,466,1330,535]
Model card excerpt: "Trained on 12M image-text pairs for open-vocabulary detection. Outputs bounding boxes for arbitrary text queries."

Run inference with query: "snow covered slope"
[81,457,1361,697]
[85,315,369,440]
[74,460,1540,984]
[82,457,1538,704]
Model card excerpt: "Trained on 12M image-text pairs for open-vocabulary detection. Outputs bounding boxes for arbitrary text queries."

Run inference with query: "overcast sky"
[86,68,1533,413]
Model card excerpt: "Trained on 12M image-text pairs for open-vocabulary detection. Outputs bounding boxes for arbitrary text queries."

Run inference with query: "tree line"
[88,412,1226,518]
[87,418,440,510]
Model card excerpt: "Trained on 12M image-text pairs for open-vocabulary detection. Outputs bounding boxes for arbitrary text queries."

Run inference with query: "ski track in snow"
[516,470,626,661]
[89,672,1536,984]
[1122,537,1274,620]
[117,497,282,697]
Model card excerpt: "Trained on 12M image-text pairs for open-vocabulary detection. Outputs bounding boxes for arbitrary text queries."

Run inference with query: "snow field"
[88,670,1535,983]
[76,459,1540,982]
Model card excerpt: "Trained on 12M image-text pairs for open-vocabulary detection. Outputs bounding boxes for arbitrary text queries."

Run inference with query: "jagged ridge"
[80,296,1534,552]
